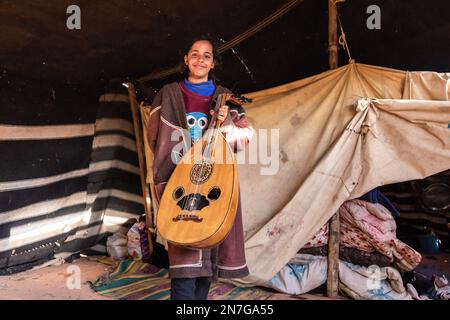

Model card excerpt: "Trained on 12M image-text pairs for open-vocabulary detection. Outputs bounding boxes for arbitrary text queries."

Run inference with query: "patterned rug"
[89,259,318,300]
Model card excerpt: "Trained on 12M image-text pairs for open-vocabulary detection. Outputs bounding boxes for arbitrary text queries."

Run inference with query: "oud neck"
[212,93,229,129]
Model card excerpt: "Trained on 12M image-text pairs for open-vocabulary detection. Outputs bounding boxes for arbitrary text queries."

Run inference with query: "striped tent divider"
[0,82,146,274]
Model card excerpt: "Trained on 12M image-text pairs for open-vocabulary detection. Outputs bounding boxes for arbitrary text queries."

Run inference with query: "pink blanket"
[303,200,421,271]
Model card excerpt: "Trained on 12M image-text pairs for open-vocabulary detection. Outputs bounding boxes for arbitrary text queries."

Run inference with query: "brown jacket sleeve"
[146,90,163,154]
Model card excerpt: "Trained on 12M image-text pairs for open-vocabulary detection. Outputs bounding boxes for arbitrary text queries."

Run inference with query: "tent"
[2,62,449,284]
[235,63,450,284]
[142,62,450,286]
[1,1,449,301]
[0,85,144,273]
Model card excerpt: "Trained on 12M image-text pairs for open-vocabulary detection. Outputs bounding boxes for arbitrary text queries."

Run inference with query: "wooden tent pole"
[327,211,340,298]
[327,0,340,299]
[328,0,339,69]
[127,82,153,255]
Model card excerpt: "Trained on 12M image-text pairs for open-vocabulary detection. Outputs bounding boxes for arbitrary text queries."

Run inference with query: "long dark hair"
[182,35,222,83]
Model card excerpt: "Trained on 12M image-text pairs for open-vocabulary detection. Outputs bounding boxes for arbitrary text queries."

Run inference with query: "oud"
[157,93,251,248]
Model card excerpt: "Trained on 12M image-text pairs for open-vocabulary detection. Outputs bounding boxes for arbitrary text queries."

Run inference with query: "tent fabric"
[0,86,96,271]
[0,85,144,272]
[235,63,450,285]
[142,63,450,286]
[403,71,450,100]
[60,91,145,255]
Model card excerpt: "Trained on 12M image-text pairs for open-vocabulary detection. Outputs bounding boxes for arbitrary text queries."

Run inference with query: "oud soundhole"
[176,193,209,211]
[207,186,221,201]
[173,187,185,200]
[190,162,214,185]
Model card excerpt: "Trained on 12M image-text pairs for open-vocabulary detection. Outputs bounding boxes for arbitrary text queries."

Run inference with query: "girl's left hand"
[210,104,228,123]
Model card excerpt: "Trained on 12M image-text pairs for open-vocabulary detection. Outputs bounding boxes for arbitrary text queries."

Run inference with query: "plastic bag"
[106,233,128,260]
[127,222,150,261]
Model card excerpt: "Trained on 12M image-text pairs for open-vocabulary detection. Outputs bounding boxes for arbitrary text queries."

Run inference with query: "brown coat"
[147,82,253,279]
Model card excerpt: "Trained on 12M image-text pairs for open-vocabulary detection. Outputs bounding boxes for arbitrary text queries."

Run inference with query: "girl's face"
[184,40,215,82]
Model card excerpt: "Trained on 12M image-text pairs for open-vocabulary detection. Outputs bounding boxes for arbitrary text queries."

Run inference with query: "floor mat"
[89,259,316,300]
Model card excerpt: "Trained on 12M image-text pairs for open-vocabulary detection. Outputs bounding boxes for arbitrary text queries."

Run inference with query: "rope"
[138,0,304,83]
[334,0,354,64]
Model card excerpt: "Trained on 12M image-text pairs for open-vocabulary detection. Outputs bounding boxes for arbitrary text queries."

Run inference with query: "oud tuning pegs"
[233,94,252,104]
[225,95,252,106]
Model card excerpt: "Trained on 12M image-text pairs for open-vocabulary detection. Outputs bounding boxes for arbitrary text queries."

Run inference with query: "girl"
[146,35,253,300]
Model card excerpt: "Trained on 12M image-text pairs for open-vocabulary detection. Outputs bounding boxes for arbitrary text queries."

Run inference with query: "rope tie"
[138,0,304,83]
[334,0,354,64]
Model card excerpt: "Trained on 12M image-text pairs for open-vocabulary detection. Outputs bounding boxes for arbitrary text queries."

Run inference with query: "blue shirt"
[183,79,215,97]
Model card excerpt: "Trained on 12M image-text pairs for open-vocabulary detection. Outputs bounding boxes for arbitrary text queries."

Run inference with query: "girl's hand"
[210,104,229,123]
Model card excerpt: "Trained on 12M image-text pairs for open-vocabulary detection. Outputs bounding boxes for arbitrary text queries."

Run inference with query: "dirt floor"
[0,256,114,300]
[0,254,448,300]
[0,256,337,300]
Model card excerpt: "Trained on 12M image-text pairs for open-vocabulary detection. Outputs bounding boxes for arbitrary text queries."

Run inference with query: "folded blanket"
[340,200,397,242]
[340,200,421,271]
[302,200,422,271]
[303,222,379,252]
[267,254,413,300]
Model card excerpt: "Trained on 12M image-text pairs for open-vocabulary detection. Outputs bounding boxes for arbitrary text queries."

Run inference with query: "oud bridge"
[172,213,203,222]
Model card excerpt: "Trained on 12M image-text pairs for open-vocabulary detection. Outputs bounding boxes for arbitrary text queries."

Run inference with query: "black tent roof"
[1,0,449,94]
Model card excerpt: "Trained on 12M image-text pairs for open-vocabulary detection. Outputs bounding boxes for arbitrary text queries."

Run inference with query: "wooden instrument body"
[157,129,239,248]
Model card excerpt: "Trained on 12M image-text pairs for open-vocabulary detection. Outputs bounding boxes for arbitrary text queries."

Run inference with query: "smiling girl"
[146,35,253,300]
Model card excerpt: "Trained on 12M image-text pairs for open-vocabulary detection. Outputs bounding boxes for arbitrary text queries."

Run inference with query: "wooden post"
[127,82,153,255]
[327,211,340,298]
[327,0,340,299]
[328,0,338,70]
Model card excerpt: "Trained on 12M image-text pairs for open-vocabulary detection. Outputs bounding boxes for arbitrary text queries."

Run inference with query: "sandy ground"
[0,256,338,300]
[2,254,446,300]
[0,257,114,300]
